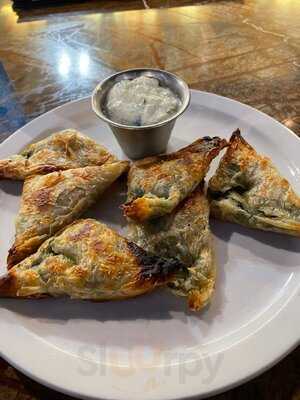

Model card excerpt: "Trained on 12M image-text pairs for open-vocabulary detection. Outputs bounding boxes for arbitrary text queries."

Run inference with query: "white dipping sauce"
[105,76,181,126]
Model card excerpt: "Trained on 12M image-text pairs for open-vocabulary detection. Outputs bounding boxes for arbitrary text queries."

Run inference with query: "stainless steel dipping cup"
[91,68,190,159]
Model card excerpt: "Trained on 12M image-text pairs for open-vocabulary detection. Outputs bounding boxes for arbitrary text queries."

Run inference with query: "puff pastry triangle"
[0,129,116,180]
[123,136,227,221]
[7,161,129,267]
[0,219,183,300]
[208,129,300,236]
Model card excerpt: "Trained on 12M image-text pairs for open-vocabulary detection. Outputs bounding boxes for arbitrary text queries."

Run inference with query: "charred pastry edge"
[121,198,150,222]
[7,244,27,269]
[175,136,228,157]
[131,136,228,168]
[0,274,17,297]
[7,236,44,269]
[127,241,185,282]
[226,128,255,156]
[0,236,185,298]
[230,128,250,146]
[230,128,242,143]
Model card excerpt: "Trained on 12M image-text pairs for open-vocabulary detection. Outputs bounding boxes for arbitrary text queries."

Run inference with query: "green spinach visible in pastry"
[128,184,215,311]
[208,129,300,236]
[0,219,183,300]
[123,136,227,221]
[0,129,116,180]
[7,161,129,267]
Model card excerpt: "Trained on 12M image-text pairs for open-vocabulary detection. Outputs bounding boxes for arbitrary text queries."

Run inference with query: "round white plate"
[0,91,299,400]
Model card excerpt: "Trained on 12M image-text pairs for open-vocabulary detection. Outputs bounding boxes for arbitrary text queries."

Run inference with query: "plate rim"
[0,90,299,400]
[1,90,300,148]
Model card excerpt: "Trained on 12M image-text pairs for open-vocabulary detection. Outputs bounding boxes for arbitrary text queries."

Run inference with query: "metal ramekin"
[91,68,190,159]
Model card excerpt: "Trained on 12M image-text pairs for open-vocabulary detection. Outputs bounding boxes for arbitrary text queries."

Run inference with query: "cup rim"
[91,68,191,131]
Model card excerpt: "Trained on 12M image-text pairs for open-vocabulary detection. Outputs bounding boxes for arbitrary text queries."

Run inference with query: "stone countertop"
[0,0,299,399]
[0,0,300,141]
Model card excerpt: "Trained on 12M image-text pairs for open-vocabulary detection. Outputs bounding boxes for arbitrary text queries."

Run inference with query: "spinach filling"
[29,240,77,284]
[209,185,298,222]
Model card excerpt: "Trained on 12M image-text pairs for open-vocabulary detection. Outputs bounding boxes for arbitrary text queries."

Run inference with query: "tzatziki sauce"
[105,76,181,126]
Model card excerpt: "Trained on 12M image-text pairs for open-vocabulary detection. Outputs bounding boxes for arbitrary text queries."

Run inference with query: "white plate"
[0,91,299,400]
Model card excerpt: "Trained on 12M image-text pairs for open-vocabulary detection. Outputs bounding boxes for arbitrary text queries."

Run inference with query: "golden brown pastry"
[128,184,215,311]
[123,136,227,221]
[0,129,116,180]
[7,161,129,268]
[208,129,300,236]
[0,219,183,300]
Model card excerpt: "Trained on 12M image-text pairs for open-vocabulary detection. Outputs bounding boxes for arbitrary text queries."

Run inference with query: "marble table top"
[0,0,299,399]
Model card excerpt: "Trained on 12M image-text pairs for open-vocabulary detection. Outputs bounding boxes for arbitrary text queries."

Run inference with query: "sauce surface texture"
[105,76,181,126]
